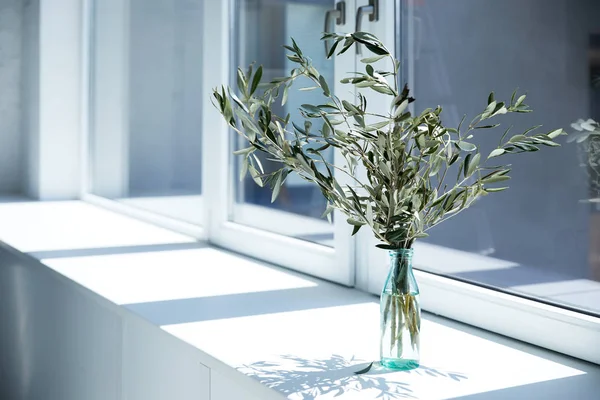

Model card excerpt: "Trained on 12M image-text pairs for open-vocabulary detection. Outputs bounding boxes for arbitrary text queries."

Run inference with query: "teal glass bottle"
[380,248,420,370]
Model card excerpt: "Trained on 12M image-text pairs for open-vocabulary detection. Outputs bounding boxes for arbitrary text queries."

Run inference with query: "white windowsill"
[0,199,598,399]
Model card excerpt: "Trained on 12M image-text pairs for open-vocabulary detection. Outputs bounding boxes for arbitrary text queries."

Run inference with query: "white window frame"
[80,0,206,240]
[201,0,356,285]
[77,0,600,365]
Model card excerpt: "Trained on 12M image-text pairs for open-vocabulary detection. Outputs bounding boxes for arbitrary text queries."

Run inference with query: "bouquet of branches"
[213,32,565,250]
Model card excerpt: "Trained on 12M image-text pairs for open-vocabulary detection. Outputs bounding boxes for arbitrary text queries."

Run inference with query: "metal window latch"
[323,2,346,57]
[355,0,379,55]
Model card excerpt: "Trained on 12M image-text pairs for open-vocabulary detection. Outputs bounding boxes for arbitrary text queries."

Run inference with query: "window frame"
[80,0,206,240]
[78,0,600,365]
[201,0,357,285]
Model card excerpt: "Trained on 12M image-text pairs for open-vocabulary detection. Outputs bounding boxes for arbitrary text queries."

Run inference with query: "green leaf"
[283,44,296,53]
[298,86,319,91]
[360,54,387,63]
[354,362,374,375]
[248,164,263,187]
[366,64,374,76]
[457,141,477,152]
[370,85,395,95]
[488,92,495,104]
[354,114,366,128]
[319,75,330,97]
[301,104,322,114]
[449,152,460,165]
[290,37,302,55]
[304,120,312,135]
[547,129,564,139]
[233,147,254,156]
[251,153,265,174]
[342,100,361,115]
[347,218,366,226]
[250,65,263,95]
[355,81,375,88]
[282,84,290,106]
[364,42,389,55]
[509,134,527,143]
[463,154,471,179]
[430,192,449,207]
[351,224,362,236]
[488,148,505,158]
[393,100,409,118]
[515,95,526,107]
[292,121,306,135]
[376,244,402,250]
[321,204,334,223]
[271,171,285,203]
[482,175,510,184]
[465,153,480,177]
[228,89,248,112]
[481,101,497,119]
[485,187,509,193]
[326,39,340,59]
[337,37,355,55]
[366,201,373,224]
[237,68,247,94]
[510,89,517,105]
[365,120,391,132]
[474,124,500,130]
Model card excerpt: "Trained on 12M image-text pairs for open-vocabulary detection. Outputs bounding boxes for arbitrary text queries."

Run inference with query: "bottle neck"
[388,248,414,293]
[389,248,414,270]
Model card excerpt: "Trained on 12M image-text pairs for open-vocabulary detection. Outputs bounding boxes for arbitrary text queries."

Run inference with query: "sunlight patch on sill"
[163,302,586,400]
[0,200,194,253]
[44,247,318,305]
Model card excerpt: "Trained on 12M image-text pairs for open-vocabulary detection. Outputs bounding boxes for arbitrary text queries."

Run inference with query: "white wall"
[89,0,129,198]
[21,0,82,200]
[36,0,82,200]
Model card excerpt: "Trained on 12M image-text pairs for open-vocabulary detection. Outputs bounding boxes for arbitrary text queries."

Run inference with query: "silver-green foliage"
[212,32,566,249]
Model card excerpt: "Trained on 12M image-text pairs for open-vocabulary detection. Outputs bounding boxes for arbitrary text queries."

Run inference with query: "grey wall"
[0,0,25,193]
[413,0,599,278]
[22,0,38,198]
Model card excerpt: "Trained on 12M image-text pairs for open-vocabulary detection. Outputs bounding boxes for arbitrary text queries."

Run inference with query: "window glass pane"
[231,0,335,246]
[89,0,203,224]
[405,0,600,315]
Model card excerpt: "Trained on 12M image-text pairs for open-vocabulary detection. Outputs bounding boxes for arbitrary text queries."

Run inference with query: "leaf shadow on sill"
[238,354,468,400]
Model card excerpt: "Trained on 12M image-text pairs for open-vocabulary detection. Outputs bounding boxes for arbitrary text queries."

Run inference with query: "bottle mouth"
[388,248,414,258]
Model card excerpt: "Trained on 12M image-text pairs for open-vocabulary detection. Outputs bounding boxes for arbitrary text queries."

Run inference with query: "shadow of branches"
[238,354,468,400]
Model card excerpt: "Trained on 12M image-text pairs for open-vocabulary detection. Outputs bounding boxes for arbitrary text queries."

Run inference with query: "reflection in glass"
[89,0,203,224]
[232,0,335,245]
[403,0,600,315]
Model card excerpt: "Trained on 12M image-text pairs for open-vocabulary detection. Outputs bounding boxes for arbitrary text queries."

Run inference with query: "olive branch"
[212,32,566,249]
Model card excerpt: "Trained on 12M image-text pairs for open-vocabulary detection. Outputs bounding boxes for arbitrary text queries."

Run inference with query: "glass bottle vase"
[380,248,421,370]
